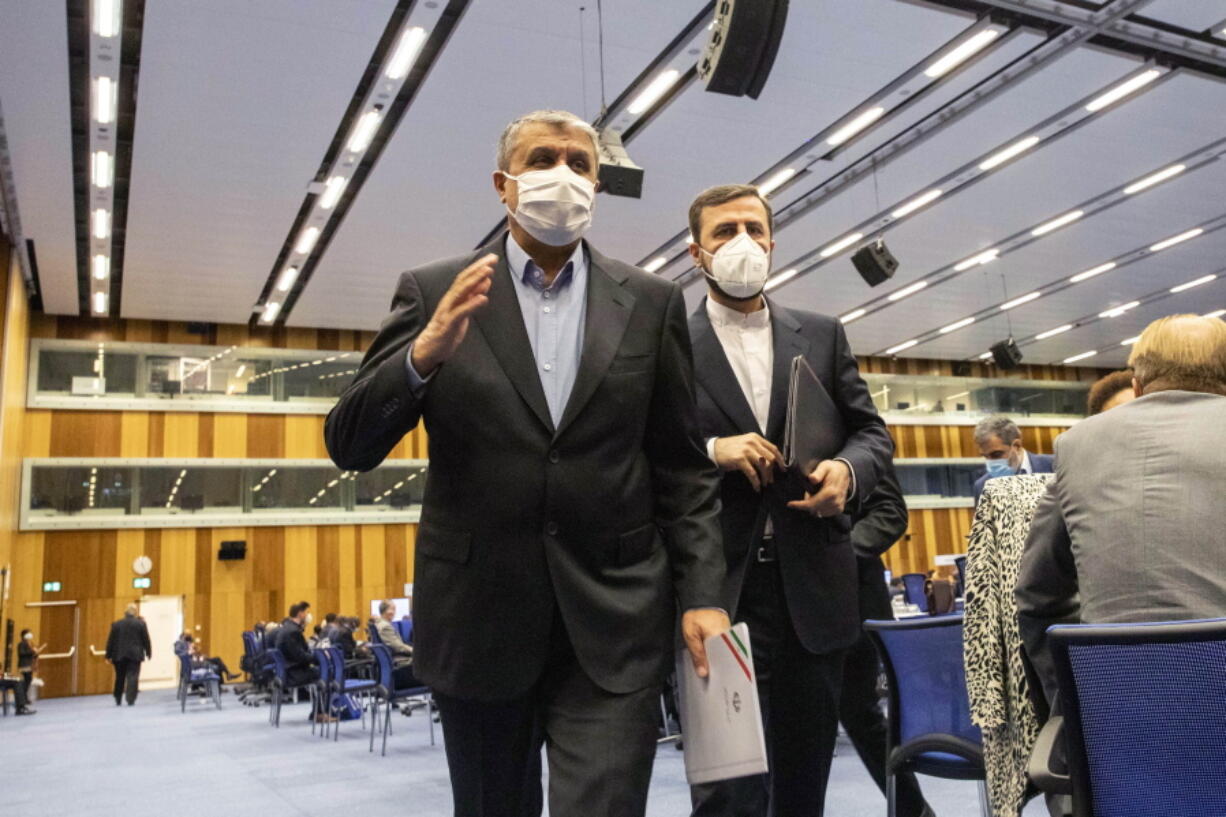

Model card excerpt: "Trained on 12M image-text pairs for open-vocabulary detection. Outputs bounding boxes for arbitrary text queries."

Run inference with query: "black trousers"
[692,556,845,817]
[433,617,661,817]
[839,630,930,817]
[112,658,141,704]
[21,670,34,698]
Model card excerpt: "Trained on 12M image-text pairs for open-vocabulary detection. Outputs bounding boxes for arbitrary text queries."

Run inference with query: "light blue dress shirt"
[406,235,588,427]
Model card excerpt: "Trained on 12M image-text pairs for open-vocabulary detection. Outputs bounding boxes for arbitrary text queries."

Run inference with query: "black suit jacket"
[850,467,908,622]
[275,619,313,670]
[689,297,894,653]
[325,238,724,701]
[105,615,151,663]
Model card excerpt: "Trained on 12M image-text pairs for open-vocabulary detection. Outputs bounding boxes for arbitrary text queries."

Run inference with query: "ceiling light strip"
[85,0,125,316]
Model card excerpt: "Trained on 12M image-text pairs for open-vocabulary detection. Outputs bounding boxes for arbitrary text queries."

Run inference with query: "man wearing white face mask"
[685,185,894,817]
[326,111,728,817]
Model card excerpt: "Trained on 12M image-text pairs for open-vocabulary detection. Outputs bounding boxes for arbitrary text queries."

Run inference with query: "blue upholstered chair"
[865,614,989,817]
[901,572,929,612]
[369,644,434,756]
[326,647,376,741]
[265,648,313,728]
[176,651,222,712]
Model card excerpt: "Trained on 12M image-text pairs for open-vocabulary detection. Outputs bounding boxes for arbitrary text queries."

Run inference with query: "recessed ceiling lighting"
[1064,350,1098,364]
[92,208,110,239]
[93,0,121,37]
[385,26,427,80]
[1120,336,1141,346]
[1149,228,1204,252]
[643,256,667,273]
[1069,261,1116,283]
[764,268,799,291]
[92,254,109,280]
[91,151,113,188]
[1123,163,1185,195]
[94,76,116,124]
[887,280,928,302]
[1085,69,1162,113]
[1031,210,1084,237]
[347,110,383,153]
[1000,291,1041,310]
[1204,309,1226,319]
[318,176,348,210]
[979,351,994,360]
[261,302,281,324]
[276,266,299,292]
[979,136,1040,171]
[840,308,867,324]
[295,226,320,255]
[819,232,864,258]
[953,249,999,271]
[628,69,681,115]
[886,339,919,355]
[827,106,885,147]
[924,28,1001,78]
[1035,324,1073,340]
[891,189,943,219]
[758,168,797,197]
[939,317,975,333]
[92,291,108,314]
[1170,274,1216,293]
[1099,301,1140,319]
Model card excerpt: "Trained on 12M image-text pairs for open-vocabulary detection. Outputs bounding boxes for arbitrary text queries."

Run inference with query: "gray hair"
[496,110,600,172]
[125,604,138,616]
[973,415,1021,448]
[378,600,394,615]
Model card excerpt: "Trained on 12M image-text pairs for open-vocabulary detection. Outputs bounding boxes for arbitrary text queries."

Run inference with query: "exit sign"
[43,581,62,592]
[132,577,151,589]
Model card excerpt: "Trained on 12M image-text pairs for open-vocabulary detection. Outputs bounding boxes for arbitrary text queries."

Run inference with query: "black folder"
[778,355,846,498]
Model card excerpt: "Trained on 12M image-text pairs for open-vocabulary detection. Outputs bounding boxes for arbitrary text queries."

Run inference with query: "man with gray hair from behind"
[972,415,1054,504]
[1015,313,1226,707]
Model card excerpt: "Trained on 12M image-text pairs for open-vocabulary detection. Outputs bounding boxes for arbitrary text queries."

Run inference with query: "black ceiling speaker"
[990,338,1024,370]
[218,540,247,561]
[851,238,899,287]
[699,0,790,99]
[597,128,644,199]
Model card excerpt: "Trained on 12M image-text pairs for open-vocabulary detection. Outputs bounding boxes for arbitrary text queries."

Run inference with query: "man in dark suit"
[325,110,727,817]
[684,184,894,816]
[105,603,151,706]
[972,416,1053,503]
[274,602,318,688]
[838,468,934,817]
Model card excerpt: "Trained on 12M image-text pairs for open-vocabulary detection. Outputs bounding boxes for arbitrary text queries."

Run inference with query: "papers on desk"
[676,622,768,785]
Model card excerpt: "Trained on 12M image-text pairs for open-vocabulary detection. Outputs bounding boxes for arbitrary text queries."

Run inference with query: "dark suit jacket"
[106,615,151,663]
[973,452,1053,503]
[334,628,357,659]
[274,619,313,670]
[325,238,724,701]
[851,467,908,623]
[688,297,894,654]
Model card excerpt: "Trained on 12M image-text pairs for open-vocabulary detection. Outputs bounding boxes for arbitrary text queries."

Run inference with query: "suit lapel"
[765,299,810,443]
[690,298,761,434]
[554,246,635,439]
[471,237,555,435]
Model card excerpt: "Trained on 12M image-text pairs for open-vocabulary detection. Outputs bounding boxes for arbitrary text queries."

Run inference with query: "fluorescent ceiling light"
[891,189,943,219]
[1149,228,1204,252]
[924,28,1001,78]
[758,168,796,196]
[840,308,867,324]
[347,110,382,153]
[94,76,116,124]
[888,280,928,302]
[92,254,109,280]
[1120,336,1140,346]
[276,266,299,292]
[1085,69,1162,113]
[827,106,885,147]
[819,232,864,258]
[385,26,427,80]
[93,0,121,37]
[1064,350,1098,364]
[91,151,113,188]
[1035,324,1073,340]
[945,391,970,401]
[764,268,799,291]
[628,69,680,115]
[1204,309,1226,319]
[236,364,247,378]
[886,339,919,355]
[261,302,281,324]
[295,226,320,255]
[93,292,108,313]
[979,351,994,360]
[1031,210,1084,237]
[979,136,1039,170]
[940,317,975,334]
[1070,261,1116,283]
[1000,291,1041,310]
[92,208,110,239]
[318,175,348,210]
[1123,163,1185,195]
[1170,274,1216,293]
[953,249,999,271]
[643,256,667,273]
[1099,301,1140,319]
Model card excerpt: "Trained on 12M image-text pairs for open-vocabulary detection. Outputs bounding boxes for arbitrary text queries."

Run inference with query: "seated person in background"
[274,601,319,688]
[888,576,906,599]
[1085,369,1135,416]
[17,628,44,700]
[973,416,1054,503]
[375,600,419,689]
[260,621,278,650]
[175,632,240,681]
[0,674,35,715]
[1016,314,1226,706]
[320,612,339,645]
[333,617,358,659]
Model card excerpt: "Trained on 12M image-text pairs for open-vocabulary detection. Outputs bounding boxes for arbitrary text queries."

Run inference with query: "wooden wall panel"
[890,424,1068,457]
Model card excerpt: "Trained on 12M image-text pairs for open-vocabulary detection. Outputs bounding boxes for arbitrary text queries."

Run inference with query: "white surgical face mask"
[700,232,770,299]
[503,164,595,247]
[23,632,33,641]
[304,612,313,626]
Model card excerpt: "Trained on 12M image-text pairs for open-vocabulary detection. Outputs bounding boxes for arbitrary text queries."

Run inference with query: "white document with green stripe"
[675,622,768,784]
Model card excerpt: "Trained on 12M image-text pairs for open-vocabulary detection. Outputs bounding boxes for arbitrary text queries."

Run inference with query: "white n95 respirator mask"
[503,165,596,247]
[701,232,771,299]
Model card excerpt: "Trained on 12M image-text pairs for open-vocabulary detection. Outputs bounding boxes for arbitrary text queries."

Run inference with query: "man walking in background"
[106,603,151,706]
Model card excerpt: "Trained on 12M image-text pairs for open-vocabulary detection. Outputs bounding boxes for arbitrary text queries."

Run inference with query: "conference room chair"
[865,614,990,817]
[367,621,382,645]
[901,572,930,612]
[312,647,333,738]
[176,651,222,712]
[369,644,435,756]
[1029,618,1226,817]
[954,556,968,598]
[326,647,376,742]
[265,648,314,728]
[395,618,413,644]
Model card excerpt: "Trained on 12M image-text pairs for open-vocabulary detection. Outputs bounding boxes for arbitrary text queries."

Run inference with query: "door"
[137,595,183,690]
[25,601,79,698]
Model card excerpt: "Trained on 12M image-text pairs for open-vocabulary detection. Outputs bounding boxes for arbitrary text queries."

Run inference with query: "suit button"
[546,521,559,536]
[548,450,560,464]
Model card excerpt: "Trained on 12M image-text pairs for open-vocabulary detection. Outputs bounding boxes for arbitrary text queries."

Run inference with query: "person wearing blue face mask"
[972,415,1053,503]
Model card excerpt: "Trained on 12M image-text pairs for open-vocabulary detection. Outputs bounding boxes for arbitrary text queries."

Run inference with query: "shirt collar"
[706,295,770,330]
[1019,450,1033,475]
[504,233,586,292]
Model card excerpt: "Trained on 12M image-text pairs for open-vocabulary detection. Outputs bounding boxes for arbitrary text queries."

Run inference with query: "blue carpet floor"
[0,689,1046,816]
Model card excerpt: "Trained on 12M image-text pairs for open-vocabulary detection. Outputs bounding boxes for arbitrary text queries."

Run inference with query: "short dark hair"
[20,628,31,638]
[324,612,336,624]
[1087,370,1135,415]
[688,184,774,245]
